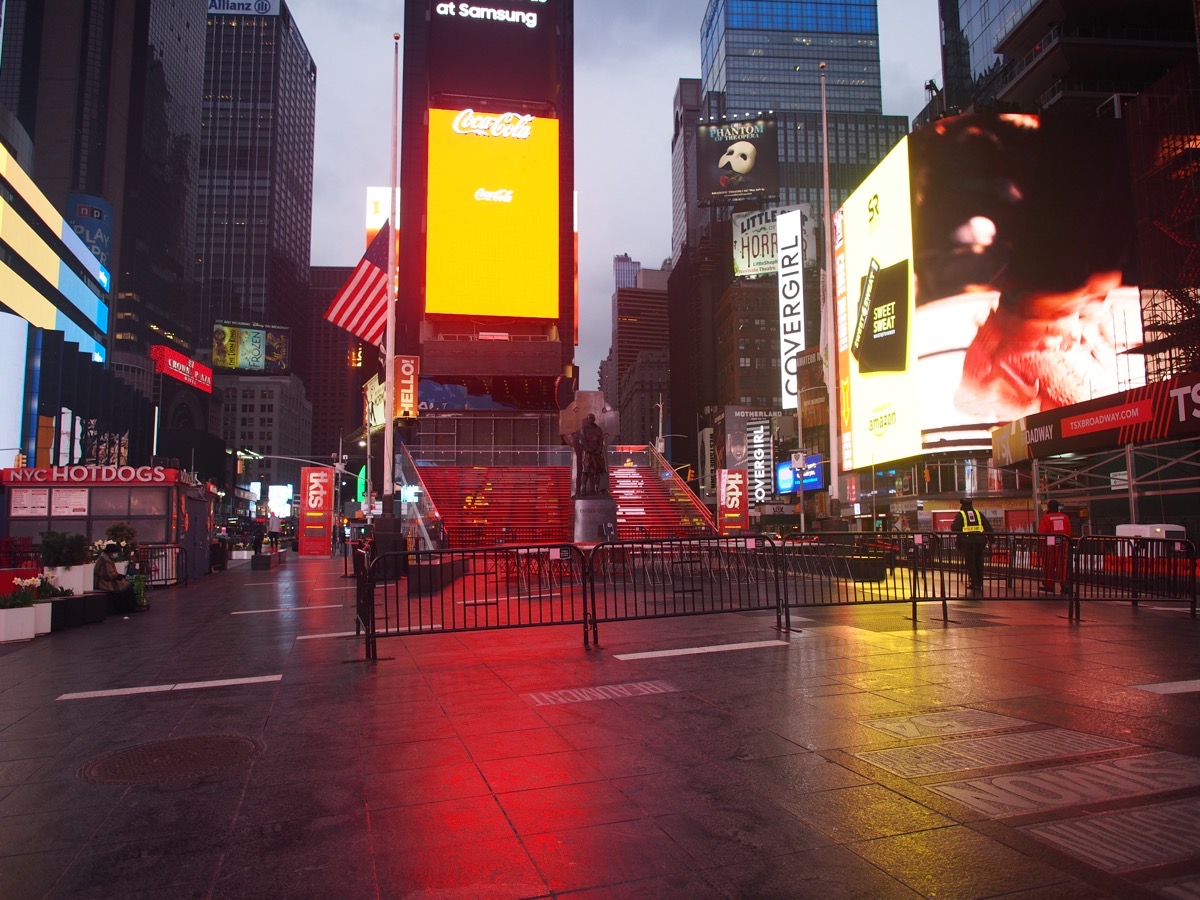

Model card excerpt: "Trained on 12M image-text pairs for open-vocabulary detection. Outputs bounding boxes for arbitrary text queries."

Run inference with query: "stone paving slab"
[0,557,1198,898]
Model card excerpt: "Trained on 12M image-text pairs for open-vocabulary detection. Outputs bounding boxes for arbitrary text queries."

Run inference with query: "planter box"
[0,605,36,642]
[33,601,52,635]
[50,596,84,630]
[48,565,92,598]
[231,549,255,560]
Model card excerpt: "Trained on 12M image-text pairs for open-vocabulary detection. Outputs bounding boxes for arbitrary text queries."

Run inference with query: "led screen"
[832,115,1144,471]
[426,0,561,105]
[908,114,1143,449]
[834,137,921,472]
[425,107,559,319]
[212,323,290,373]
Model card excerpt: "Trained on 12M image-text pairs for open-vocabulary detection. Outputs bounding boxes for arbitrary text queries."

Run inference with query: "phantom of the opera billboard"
[832,114,1144,471]
[425,107,559,319]
[697,117,779,203]
[426,1,561,105]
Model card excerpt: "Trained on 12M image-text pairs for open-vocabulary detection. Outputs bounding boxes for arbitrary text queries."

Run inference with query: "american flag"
[324,222,392,346]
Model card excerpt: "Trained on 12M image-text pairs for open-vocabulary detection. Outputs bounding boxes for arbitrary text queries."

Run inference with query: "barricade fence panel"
[351,533,1197,658]
[133,544,186,588]
[1074,535,1198,611]
[366,545,590,650]
[588,536,783,641]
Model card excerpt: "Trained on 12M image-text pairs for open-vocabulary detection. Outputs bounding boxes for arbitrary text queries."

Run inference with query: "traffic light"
[13,452,26,468]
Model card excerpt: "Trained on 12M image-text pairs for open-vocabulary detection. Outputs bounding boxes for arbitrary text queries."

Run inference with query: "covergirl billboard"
[834,114,1144,470]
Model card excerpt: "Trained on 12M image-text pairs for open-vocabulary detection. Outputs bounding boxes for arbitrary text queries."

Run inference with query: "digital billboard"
[426,0,561,106]
[697,117,779,203]
[834,137,921,472]
[425,107,559,319]
[833,114,1144,470]
[909,114,1143,448]
[212,323,290,373]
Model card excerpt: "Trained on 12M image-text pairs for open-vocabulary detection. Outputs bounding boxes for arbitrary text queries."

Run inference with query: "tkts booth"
[0,465,215,583]
[298,467,333,557]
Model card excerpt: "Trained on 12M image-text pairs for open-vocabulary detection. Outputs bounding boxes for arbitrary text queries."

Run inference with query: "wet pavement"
[2,554,1200,898]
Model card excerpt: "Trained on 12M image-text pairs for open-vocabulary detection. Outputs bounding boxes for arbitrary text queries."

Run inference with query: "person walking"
[1037,499,1072,594]
[951,498,992,594]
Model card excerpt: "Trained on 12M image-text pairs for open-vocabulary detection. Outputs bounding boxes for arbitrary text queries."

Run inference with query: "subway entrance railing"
[353,533,1197,659]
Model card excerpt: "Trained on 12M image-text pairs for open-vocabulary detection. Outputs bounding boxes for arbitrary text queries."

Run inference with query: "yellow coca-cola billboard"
[425,108,559,319]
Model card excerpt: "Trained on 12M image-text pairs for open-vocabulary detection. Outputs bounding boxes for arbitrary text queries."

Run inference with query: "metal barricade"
[587,536,783,644]
[779,532,949,621]
[359,544,591,657]
[1072,535,1197,618]
[132,544,186,588]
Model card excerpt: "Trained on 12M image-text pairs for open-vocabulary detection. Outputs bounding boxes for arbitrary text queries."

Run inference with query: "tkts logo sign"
[301,468,332,513]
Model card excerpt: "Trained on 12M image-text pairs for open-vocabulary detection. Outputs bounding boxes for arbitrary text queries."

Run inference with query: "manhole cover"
[78,735,263,784]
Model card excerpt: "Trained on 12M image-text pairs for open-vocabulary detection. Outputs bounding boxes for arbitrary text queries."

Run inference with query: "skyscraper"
[0,0,207,391]
[196,2,316,340]
[938,0,1196,115]
[396,1,576,448]
[670,0,908,505]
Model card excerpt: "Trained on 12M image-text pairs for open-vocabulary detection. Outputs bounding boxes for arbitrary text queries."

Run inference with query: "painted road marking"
[864,709,1029,739]
[1135,679,1200,695]
[297,631,357,640]
[614,640,789,660]
[1024,796,1200,873]
[858,729,1131,778]
[58,675,282,701]
[232,604,343,615]
[522,680,679,707]
[930,752,1200,817]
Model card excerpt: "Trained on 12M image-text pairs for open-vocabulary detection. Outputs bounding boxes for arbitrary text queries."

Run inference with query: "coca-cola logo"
[453,109,534,139]
[475,188,514,203]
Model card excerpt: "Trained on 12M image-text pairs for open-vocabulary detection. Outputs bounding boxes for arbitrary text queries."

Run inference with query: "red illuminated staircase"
[415,466,573,547]
[607,463,714,539]
[413,457,715,548]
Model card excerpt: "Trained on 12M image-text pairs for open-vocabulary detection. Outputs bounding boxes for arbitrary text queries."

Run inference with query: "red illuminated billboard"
[425,107,559,319]
[833,114,1144,470]
[149,346,213,393]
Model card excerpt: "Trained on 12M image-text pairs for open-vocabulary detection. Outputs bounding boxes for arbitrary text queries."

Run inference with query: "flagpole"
[820,60,839,503]
[383,32,400,507]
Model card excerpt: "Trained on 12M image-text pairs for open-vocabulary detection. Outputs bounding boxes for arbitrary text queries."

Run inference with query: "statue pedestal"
[573,495,618,544]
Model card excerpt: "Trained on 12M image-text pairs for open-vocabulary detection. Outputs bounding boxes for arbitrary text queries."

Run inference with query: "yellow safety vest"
[959,509,984,533]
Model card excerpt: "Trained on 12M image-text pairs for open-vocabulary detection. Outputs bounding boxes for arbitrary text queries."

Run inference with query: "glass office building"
[702,0,884,115]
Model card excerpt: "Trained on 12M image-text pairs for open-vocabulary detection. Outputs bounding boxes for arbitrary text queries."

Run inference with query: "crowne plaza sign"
[150,346,213,394]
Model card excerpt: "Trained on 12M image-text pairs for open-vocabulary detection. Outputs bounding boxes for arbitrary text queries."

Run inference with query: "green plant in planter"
[40,531,91,568]
[0,584,35,608]
[130,573,148,609]
[34,573,73,598]
[105,522,138,561]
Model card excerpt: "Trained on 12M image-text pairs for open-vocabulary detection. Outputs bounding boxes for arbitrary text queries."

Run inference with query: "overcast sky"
[287,0,942,390]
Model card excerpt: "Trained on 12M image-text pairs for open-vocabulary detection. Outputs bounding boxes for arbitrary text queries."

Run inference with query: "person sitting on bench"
[94,542,137,613]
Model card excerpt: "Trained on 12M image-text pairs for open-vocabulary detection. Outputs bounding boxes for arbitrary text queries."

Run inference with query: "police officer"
[951,498,992,594]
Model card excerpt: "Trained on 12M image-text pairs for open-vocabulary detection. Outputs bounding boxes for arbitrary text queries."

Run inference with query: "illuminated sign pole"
[383,33,400,508]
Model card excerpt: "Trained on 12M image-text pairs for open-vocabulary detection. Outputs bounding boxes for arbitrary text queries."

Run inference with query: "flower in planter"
[32,573,73,599]
[1,581,36,608]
